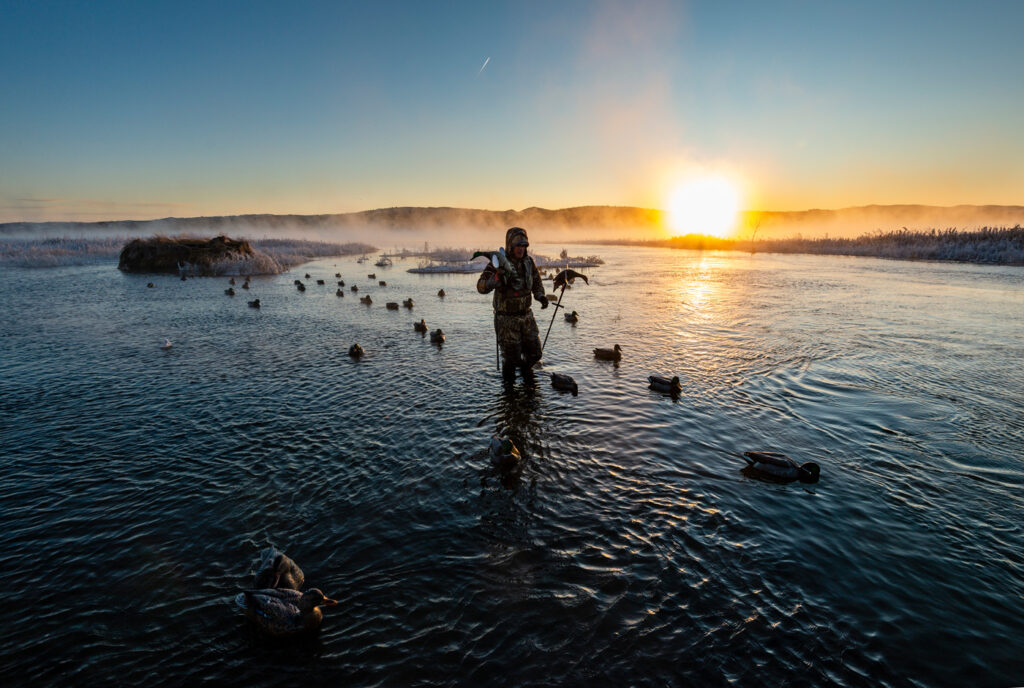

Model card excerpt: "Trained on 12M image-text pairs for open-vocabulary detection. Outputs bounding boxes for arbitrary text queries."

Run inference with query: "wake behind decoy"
[648,375,682,395]
[549,372,578,396]
[742,451,820,483]
[234,588,338,636]
[593,344,622,361]
[254,547,304,590]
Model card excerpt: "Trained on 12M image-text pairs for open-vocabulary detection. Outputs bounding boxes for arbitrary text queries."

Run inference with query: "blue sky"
[2,0,1022,221]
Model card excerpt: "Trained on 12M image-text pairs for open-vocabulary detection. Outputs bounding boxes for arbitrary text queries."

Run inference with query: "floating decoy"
[336,289,344,297]
[161,339,172,349]
[253,548,305,590]
[229,277,236,285]
[297,283,306,292]
[648,375,682,395]
[294,279,303,286]
[593,344,622,361]
[180,275,187,281]
[360,295,372,305]
[248,299,261,308]
[351,285,358,292]
[234,588,338,637]
[379,280,386,286]
[414,319,428,333]
[565,310,579,323]
[437,289,445,298]
[403,298,414,309]
[225,287,235,296]
[305,273,311,279]
[317,279,325,285]
[367,273,376,279]
[349,343,364,358]
[147,283,155,288]
[386,302,399,310]
[742,451,821,483]
[550,372,578,396]
[430,328,445,343]
[338,280,345,287]
[488,436,521,472]
[242,281,250,289]
[335,272,341,278]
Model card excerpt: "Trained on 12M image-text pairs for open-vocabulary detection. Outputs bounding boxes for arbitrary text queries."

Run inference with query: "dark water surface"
[1,245,1022,686]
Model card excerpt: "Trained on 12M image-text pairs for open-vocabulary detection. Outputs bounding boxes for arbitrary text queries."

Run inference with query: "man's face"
[512,244,526,259]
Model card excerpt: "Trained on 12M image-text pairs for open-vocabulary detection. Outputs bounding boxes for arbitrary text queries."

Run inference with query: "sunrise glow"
[667,177,741,238]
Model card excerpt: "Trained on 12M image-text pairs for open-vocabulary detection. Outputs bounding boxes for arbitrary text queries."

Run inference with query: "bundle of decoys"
[741,451,821,483]
[234,547,338,637]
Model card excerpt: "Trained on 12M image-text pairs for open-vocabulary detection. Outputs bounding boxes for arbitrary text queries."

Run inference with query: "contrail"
[478,56,490,75]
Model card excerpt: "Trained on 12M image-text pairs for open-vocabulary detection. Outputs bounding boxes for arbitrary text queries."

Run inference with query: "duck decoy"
[741,451,820,483]
[593,344,622,361]
[553,269,589,290]
[234,588,338,636]
[161,339,172,349]
[488,436,521,472]
[348,343,364,358]
[550,372,578,396]
[351,285,358,292]
[648,375,682,395]
[147,282,155,288]
[242,281,250,289]
[225,287,235,296]
[336,289,344,297]
[379,280,387,286]
[565,310,579,323]
[229,277,236,285]
[386,302,399,310]
[403,298,414,309]
[437,289,446,298]
[338,280,345,287]
[317,279,325,285]
[335,272,341,278]
[297,283,306,292]
[305,273,311,279]
[253,548,304,590]
[248,299,261,308]
[294,279,303,286]
[360,295,372,305]
[367,273,376,279]
[414,319,428,333]
[430,329,445,343]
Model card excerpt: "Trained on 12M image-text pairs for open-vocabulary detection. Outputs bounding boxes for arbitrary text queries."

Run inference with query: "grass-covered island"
[593,226,1024,266]
[0,235,375,271]
[407,247,604,273]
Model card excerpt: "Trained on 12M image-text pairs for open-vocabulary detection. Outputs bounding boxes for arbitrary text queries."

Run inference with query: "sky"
[1,0,1023,223]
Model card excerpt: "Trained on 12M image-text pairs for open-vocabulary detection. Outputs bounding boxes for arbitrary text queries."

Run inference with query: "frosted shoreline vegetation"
[0,236,375,271]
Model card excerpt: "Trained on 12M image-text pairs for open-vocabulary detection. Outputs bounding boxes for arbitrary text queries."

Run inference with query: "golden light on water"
[667,176,741,238]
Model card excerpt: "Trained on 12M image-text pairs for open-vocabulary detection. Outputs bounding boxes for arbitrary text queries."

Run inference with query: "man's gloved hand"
[538,296,549,309]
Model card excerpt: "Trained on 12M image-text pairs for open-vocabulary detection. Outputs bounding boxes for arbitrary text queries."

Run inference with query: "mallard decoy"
[297,282,306,292]
[553,269,589,290]
[414,319,428,333]
[351,285,358,292]
[367,273,376,279]
[386,302,399,310]
[349,343,364,358]
[253,548,304,590]
[437,289,445,298]
[248,299,261,308]
[147,283,155,288]
[335,272,341,278]
[317,279,325,285]
[379,280,387,286]
[241,281,250,289]
[360,295,372,305]
[235,588,337,636]
[489,436,521,472]
[161,339,172,349]
[593,344,622,361]
[229,277,236,285]
[336,289,344,297]
[305,273,311,279]
[403,298,414,309]
[648,375,682,395]
[338,280,345,287]
[294,279,303,286]
[430,329,445,343]
[225,287,235,296]
[565,310,579,323]
[742,451,820,483]
[550,372,578,396]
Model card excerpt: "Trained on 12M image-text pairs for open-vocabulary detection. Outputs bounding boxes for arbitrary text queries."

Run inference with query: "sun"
[667,176,741,238]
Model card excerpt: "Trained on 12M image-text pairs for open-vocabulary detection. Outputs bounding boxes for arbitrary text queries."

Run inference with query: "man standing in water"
[477,227,548,384]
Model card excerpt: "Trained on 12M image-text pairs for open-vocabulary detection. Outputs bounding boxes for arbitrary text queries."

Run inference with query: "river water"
[1,244,1021,686]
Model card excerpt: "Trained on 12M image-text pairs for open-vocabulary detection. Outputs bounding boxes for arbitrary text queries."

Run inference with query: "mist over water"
[1,245,1021,685]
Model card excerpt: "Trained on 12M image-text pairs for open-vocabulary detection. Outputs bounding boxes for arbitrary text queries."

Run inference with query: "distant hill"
[1,204,1022,241]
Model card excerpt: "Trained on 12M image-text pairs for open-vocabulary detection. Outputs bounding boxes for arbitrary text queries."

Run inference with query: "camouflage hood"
[503,227,532,292]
